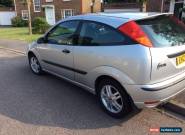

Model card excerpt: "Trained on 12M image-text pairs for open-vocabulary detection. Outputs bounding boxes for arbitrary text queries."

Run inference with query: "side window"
[78,21,133,46]
[47,21,79,45]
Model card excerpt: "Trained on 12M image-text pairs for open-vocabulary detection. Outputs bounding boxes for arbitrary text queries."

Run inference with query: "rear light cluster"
[118,21,153,47]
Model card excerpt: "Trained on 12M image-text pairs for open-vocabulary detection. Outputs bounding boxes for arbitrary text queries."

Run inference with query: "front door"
[38,20,80,80]
[45,7,55,25]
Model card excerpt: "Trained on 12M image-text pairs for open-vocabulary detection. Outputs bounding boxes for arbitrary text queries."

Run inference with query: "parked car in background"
[27,13,185,118]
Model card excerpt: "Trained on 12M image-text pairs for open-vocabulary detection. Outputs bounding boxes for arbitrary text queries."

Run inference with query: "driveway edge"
[163,100,185,117]
[0,46,26,55]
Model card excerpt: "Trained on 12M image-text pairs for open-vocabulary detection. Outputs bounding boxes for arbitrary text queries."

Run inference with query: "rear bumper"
[124,72,185,108]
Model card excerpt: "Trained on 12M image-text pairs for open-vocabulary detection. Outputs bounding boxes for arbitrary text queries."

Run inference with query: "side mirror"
[37,37,47,44]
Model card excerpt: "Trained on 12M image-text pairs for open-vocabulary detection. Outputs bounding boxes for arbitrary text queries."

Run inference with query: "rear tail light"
[118,21,153,47]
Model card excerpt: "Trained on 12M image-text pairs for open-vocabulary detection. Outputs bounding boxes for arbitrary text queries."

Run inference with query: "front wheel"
[29,55,43,75]
[97,79,132,118]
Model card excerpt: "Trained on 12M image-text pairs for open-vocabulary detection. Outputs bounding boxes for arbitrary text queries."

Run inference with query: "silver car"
[27,13,185,118]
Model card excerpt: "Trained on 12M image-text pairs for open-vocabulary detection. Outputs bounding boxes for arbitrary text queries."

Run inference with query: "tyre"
[97,79,132,118]
[29,54,43,75]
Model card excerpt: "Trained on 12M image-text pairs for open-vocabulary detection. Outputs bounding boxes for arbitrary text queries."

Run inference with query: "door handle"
[62,49,70,54]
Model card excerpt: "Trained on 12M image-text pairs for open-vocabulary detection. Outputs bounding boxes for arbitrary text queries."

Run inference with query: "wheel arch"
[95,75,135,106]
[27,50,41,61]
[27,51,42,66]
[95,75,128,95]
[28,51,36,59]
[89,66,134,90]
[95,75,117,93]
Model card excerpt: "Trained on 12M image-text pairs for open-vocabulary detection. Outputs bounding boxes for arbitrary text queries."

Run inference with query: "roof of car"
[73,12,171,20]
[97,12,171,20]
[60,12,172,28]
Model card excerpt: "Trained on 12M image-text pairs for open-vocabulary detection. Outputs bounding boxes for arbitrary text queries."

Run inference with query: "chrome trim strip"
[167,50,185,58]
[42,69,96,94]
[141,74,185,91]
[42,60,87,75]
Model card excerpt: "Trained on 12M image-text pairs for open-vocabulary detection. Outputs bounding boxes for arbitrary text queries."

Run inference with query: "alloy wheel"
[100,85,123,114]
[30,56,40,74]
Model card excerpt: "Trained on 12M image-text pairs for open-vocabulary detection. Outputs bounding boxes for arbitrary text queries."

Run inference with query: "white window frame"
[61,9,74,19]
[33,0,41,12]
[22,10,29,20]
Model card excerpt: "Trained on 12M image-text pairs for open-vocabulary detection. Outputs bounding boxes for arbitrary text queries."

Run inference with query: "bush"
[11,16,28,27]
[32,17,50,34]
[182,17,185,23]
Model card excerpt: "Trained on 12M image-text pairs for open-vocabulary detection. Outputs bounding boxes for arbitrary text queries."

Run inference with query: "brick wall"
[15,0,101,22]
[103,0,171,12]
[146,0,171,12]
[104,2,142,10]
[43,0,82,21]
[82,0,101,14]
[15,0,33,18]
[0,7,14,11]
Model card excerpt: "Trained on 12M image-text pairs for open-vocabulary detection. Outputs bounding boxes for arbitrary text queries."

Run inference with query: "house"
[147,0,185,18]
[104,0,185,18]
[14,0,102,25]
[169,0,185,18]
[104,2,142,13]
[147,0,183,13]
[0,6,16,25]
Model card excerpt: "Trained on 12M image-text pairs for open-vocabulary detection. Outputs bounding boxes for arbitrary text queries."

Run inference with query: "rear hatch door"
[137,15,185,83]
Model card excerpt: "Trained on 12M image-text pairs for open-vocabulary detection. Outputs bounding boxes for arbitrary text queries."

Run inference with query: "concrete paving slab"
[0,39,27,52]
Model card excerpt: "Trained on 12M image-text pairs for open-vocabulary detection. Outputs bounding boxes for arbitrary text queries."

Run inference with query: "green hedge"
[11,16,28,27]
[32,17,50,34]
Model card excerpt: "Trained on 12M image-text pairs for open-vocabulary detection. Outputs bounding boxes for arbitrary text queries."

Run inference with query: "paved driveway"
[0,39,27,52]
[0,43,184,134]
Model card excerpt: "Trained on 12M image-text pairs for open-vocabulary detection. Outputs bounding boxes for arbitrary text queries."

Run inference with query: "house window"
[61,9,74,19]
[22,10,29,20]
[46,0,53,2]
[33,0,41,12]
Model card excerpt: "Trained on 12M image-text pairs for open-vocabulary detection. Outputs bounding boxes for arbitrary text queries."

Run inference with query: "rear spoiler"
[133,13,173,21]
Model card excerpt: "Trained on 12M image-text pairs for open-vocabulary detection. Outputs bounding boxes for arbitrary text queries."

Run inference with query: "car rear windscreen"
[136,15,185,47]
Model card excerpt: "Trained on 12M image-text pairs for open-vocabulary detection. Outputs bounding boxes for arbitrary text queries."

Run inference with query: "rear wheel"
[97,79,132,118]
[29,55,43,75]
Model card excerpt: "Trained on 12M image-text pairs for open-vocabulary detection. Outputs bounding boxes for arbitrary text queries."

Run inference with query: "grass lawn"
[0,27,42,43]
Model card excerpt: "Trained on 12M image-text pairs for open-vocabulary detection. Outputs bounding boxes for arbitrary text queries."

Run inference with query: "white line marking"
[0,46,26,56]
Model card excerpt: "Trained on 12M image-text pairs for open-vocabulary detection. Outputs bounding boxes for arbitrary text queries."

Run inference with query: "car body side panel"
[37,43,75,80]
[27,42,41,61]
[74,45,151,91]
[150,46,185,84]
[76,66,135,91]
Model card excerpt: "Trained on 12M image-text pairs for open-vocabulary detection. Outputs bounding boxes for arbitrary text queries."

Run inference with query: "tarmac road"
[0,48,184,135]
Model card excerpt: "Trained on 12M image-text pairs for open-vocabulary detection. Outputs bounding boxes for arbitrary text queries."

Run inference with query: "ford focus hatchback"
[27,13,185,118]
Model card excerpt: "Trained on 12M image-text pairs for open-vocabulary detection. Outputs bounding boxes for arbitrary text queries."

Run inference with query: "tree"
[91,0,95,13]
[179,6,185,20]
[21,0,32,35]
[105,0,148,12]
[137,0,148,12]
[0,0,13,7]
[105,0,122,3]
